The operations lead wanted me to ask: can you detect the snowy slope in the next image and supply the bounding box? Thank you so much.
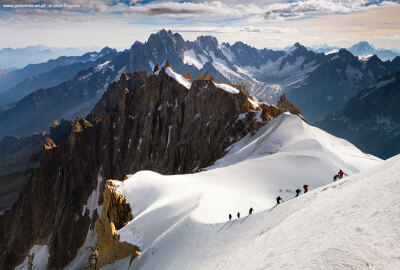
[101,113,385,270]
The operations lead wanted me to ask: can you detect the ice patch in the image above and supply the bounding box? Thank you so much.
[81,174,103,218]
[247,98,260,108]
[165,67,192,89]
[167,125,172,147]
[325,49,339,55]
[358,54,373,61]
[330,54,339,60]
[94,60,110,72]
[360,77,396,99]
[149,60,155,71]
[15,245,49,270]
[183,49,206,69]
[214,83,239,94]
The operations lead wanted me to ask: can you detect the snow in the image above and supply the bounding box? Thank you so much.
[360,77,396,99]
[94,60,111,72]
[132,154,399,270]
[345,64,363,83]
[183,49,206,69]
[114,67,126,82]
[15,245,49,270]
[214,83,240,94]
[358,54,374,61]
[247,97,259,108]
[330,54,339,60]
[81,174,103,218]
[164,67,192,89]
[167,125,172,147]
[325,49,339,55]
[220,44,235,63]
[64,229,98,270]
[242,56,319,101]
[66,173,103,269]
[374,76,396,89]
[101,113,385,270]
[148,60,154,71]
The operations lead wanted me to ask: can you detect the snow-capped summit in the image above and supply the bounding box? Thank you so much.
[348,41,376,56]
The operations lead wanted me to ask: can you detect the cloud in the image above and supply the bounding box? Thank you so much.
[0,0,399,31]
[374,34,400,40]
[164,25,297,34]
[263,0,379,20]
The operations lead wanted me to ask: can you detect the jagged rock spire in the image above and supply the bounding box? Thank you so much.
[153,64,161,73]
[165,59,173,70]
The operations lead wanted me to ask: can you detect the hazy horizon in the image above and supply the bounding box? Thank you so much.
[0,34,399,53]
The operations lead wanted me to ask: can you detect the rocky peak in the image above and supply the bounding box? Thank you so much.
[99,46,118,55]
[338,48,356,61]
[164,59,173,70]
[43,137,56,150]
[277,94,302,117]
[73,117,93,133]
[196,71,214,81]
[349,41,375,54]
[195,35,219,50]
[49,119,73,145]
[153,64,161,73]
[147,29,185,50]
[182,72,193,82]
[291,42,309,55]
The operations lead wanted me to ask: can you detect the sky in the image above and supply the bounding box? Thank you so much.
[0,0,399,50]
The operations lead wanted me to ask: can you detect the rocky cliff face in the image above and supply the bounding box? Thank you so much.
[0,119,74,214]
[0,63,302,269]
[86,180,139,270]
[0,133,47,214]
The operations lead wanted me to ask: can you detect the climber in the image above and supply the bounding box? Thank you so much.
[303,184,309,193]
[249,207,254,215]
[295,189,301,197]
[276,196,284,205]
[237,212,241,219]
[229,214,232,221]
[333,174,339,182]
[338,169,344,179]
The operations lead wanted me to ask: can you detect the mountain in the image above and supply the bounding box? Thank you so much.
[309,41,400,61]
[0,49,123,138]
[287,49,400,122]
[0,63,300,269]
[347,41,399,61]
[307,44,341,54]
[1,30,400,137]
[0,133,46,215]
[0,47,119,107]
[0,119,73,215]
[316,71,400,159]
[0,47,116,94]
[0,45,101,70]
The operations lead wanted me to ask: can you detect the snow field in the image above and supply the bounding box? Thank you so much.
[100,113,383,270]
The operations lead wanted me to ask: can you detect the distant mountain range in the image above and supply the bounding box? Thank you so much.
[0,47,119,107]
[0,30,399,138]
[308,41,400,61]
[317,70,400,159]
[0,45,102,69]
